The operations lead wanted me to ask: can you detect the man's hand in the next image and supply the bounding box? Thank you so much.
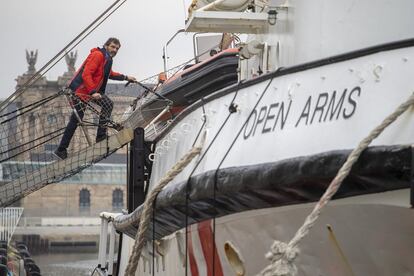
[126,75,137,83]
[91,92,102,100]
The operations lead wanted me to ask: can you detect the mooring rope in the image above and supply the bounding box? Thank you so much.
[124,132,206,276]
[258,92,414,276]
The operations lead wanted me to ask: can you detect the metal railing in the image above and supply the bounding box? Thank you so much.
[96,212,121,276]
[0,207,24,244]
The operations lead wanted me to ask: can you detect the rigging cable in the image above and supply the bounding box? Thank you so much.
[184,100,207,276]
[0,92,64,125]
[0,90,65,119]
[0,127,66,157]
[213,79,274,170]
[179,77,273,274]
[0,127,66,163]
[0,0,127,114]
[152,201,156,275]
[211,77,274,275]
[182,84,241,275]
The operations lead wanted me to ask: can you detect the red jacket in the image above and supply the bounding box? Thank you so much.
[69,47,126,101]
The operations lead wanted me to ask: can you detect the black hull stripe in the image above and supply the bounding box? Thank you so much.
[121,145,411,239]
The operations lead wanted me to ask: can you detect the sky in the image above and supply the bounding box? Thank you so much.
[0,0,194,100]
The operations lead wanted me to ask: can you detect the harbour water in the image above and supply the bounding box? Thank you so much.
[32,252,98,276]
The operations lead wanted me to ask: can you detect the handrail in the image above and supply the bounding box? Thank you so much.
[162,29,186,77]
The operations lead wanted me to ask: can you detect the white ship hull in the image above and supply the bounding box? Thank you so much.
[118,189,413,275]
[114,41,414,275]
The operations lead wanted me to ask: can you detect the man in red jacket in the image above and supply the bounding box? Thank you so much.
[54,37,136,160]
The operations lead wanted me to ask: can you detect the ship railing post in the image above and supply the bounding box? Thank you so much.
[1,208,3,241]
[411,145,414,207]
[98,217,109,270]
[6,208,8,241]
[162,29,185,78]
[108,221,116,276]
[19,258,25,276]
[128,128,146,212]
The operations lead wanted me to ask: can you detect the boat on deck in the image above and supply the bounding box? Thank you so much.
[135,48,239,125]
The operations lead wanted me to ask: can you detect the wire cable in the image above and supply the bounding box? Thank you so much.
[1,91,65,125]
[0,0,127,114]
[0,128,65,163]
[0,127,66,157]
[180,79,272,274]
[182,85,240,275]
[0,90,64,119]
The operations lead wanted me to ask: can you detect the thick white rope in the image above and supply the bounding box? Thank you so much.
[124,132,205,276]
[258,92,414,276]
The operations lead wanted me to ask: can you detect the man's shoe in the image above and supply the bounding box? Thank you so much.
[96,135,108,143]
[53,148,68,160]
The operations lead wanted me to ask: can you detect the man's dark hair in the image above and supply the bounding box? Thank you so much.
[104,37,121,47]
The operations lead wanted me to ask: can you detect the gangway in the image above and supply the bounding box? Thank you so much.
[0,80,171,207]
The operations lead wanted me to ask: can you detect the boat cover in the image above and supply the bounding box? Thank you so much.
[139,49,239,121]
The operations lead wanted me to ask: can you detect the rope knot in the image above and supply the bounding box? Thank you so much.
[266,241,298,262]
[262,241,299,276]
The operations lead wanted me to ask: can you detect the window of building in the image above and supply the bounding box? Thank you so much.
[112,188,123,210]
[79,188,91,209]
[44,144,58,152]
[29,114,36,124]
[47,114,57,124]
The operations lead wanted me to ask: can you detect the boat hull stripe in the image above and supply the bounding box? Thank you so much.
[198,220,224,276]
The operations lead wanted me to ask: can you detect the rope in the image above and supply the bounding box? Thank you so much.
[0,127,66,161]
[258,92,414,276]
[0,89,64,119]
[0,0,126,114]
[124,132,206,276]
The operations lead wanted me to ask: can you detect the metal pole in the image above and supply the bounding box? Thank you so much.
[1,209,3,241]
[144,105,171,132]
[163,45,168,76]
[3,209,5,241]
[102,218,109,269]
[162,29,186,77]
[115,232,123,276]
[193,33,201,63]
[98,218,108,269]
[128,128,146,212]
[65,94,92,146]
[19,259,25,276]
[411,146,414,207]
[7,208,9,243]
[108,222,116,276]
